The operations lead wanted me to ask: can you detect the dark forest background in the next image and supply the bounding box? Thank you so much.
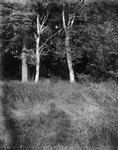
[1,0,118,82]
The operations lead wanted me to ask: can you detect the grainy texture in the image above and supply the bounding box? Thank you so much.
[1,80,118,150]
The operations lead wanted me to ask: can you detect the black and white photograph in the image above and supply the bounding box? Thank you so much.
[0,0,118,149]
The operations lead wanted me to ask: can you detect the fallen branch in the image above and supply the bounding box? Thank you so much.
[89,63,117,78]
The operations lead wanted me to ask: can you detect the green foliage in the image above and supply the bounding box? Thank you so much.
[1,80,118,149]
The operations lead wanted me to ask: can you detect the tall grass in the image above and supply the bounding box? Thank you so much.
[0,81,11,150]
[1,79,118,150]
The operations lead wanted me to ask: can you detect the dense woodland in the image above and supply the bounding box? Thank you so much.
[1,0,118,82]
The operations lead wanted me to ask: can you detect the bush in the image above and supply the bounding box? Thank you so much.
[1,80,118,150]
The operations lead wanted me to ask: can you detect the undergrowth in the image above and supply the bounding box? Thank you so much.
[0,79,118,150]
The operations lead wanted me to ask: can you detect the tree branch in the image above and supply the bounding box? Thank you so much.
[37,14,40,35]
[39,28,63,50]
[71,13,75,27]
[41,12,49,27]
[62,9,66,31]
[88,63,117,78]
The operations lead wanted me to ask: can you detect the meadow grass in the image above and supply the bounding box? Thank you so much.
[0,79,118,150]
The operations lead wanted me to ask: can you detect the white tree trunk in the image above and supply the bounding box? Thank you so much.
[35,36,40,82]
[22,45,28,82]
[34,15,41,83]
[62,9,75,83]
[65,32,75,83]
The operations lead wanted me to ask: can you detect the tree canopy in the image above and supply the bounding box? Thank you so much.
[1,0,118,81]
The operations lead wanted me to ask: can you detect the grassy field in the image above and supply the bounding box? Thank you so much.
[0,79,118,150]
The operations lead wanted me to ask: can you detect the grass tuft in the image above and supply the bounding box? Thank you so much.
[1,79,118,149]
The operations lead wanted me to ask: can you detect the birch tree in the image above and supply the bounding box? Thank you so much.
[62,3,76,82]
[30,1,62,82]
[48,0,87,82]
[34,12,49,82]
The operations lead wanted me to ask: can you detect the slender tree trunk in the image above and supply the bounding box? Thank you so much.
[62,9,75,83]
[35,14,40,83]
[22,44,28,82]
[35,36,40,82]
[65,31,75,83]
